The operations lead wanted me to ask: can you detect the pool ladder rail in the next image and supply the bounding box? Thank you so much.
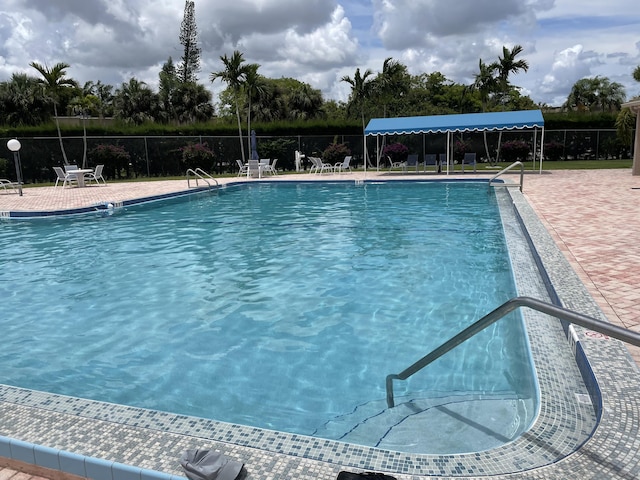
[489,161,524,192]
[385,296,640,408]
[186,168,219,189]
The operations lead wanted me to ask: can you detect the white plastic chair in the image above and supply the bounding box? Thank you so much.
[53,167,78,189]
[315,157,334,174]
[263,158,278,175]
[84,165,107,185]
[246,160,262,178]
[334,156,352,173]
[236,159,248,177]
[388,155,404,171]
[308,157,320,174]
[0,179,19,193]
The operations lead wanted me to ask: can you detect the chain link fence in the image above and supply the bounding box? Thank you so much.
[0,129,631,184]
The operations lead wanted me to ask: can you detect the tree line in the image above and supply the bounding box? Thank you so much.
[1,0,638,158]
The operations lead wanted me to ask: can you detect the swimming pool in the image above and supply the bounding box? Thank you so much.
[0,181,538,454]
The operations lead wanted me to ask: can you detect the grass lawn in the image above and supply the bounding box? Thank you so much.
[488,159,632,170]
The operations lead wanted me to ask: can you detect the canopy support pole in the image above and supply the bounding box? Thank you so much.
[539,127,545,174]
[446,131,451,175]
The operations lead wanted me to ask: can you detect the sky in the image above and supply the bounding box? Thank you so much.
[0,0,639,109]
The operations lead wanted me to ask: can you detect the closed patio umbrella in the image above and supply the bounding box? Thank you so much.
[250,130,259,160]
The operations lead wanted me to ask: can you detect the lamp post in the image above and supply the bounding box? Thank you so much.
[6,138,23,196]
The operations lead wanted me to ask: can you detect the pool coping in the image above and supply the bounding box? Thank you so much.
[1,185,214,218]
[1,178,640,479]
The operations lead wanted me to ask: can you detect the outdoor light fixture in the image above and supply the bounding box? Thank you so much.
[6,138,23,196]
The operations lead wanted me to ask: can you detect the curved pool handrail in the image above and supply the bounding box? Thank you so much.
[489,161,524,192]
[186,168,219,189]
[385,296,640,408]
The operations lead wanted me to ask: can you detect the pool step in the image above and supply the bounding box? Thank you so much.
[314,394,533,454]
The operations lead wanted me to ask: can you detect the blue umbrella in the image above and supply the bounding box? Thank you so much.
[250,130,259,160]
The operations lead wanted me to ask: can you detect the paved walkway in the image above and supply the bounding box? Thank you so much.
[2,169,639,366]
[522,169,640,365]
[0,467,47,480]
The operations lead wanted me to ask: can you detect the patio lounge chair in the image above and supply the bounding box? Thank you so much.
[423,154,438,173]
[263,158,278,175]
[402,154,420,173]
[462,153,477,173]
[388,155,404,171]
[334,156,352,173]
[53,166,78,189]
[308,156,333,174]
[307,156,320,174]
[236,159,248,177]
[0,179,19,193]
[438,153,449,172]
[84,164,107,185]
[316,157,334,174]
[246,160,262,178]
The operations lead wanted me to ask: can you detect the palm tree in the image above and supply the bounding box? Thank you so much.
[0,73,50,126]
[491,45,529,162]
[496,45,529,105]
[473,59,498,112]
[565,76,625,112]
[250,81,285,122]
[210,51,252,162]
[616,107,635,147]
[341,67,374,129]
[342,67,374,168]
[595,77,626,112]
[473,59,499,163]
[288,83,324,120]
[243,63,265,156]
[565,78,598,111]
[30,61,78,164]
[173,82,214,124]
[113,78,157,125]
[69,84,100,167]
[93,80,115,117]
[374,57,409,117]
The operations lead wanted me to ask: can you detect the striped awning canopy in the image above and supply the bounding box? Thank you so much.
[365,110,544,136]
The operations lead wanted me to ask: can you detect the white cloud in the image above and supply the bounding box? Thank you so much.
[1,0,639,107]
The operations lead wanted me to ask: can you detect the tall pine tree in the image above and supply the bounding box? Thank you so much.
[177,0,201,84]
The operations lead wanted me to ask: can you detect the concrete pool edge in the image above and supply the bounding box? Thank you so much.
[1,178,639,479]
[1,185,213,218]
[1,434,181,480]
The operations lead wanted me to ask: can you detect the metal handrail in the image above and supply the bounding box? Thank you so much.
[385,296,640,408]
[489,161,524,192]
[186,168,219,189]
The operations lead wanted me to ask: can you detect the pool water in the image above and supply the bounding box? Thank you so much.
[0,181,537,452]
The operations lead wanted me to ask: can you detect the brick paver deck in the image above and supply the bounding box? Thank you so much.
[522,169,640,365]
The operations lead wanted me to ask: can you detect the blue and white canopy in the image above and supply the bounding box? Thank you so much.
[365,110,544,136]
